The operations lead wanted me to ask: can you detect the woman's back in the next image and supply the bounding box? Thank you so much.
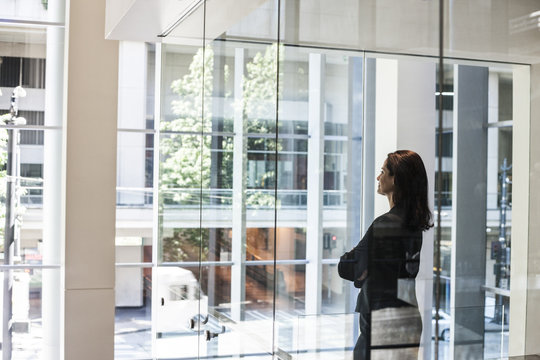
[359,206,422,312]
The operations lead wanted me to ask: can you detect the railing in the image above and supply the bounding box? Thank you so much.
[433,191,513,209]
[19,185,43,207]
[18,186,514,213]
[115,188,347,209]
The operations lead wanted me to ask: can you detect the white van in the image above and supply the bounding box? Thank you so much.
[155,267,208,336]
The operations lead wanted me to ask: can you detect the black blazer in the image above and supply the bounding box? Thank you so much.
[338,206,422,313]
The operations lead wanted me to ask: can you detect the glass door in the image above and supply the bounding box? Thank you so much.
[156,42,208,358]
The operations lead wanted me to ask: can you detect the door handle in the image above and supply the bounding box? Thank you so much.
[188,315,209,330]
[205,325,226,341]
[205,330,218,341]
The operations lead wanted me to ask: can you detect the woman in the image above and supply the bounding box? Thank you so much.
[338,150,432,360]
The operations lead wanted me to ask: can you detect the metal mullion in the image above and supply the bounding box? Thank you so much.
[151,42,163,360]
[321,258,339,265]
[161,261,234,267]
[246,132,308,139]
[0,125,62,130]
[156,259,312,267]
[0,18,65,27]
[117,128,156,134]
[159,130,235,137]
[434,0,444,357]
[486,120,513,128]
[323,135,348,141]
[248,150,307,155]
[245,259,309,266]
[115,263,154,268]
[0,264,61,270]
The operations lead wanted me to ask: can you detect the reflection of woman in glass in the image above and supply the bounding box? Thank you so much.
[339,150,432,360]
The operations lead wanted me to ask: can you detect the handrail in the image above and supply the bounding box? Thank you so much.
[481,285,510,297]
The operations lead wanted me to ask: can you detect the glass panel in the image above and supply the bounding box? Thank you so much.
[128,2,537,359]
[358,53,437,359]
[117,131,154,207]
[445,1,540,64]
[288,305,509,359]
[247,228,305,262]
[114,266,152,359]
[159,131,202,264]
[198,265,235,358]
[432,63,516,359]
[321,263,347,314]
[274,263,306,356]
[0,14,64,358]
[0,1,53,22]
[198,35,278,358]
[291,312,356,359]
[158,6,206,351]
[117,44,155,130]
[0,268,61,359]
[0,128,62,266]
[223,0,439,57]
[154,265,203,359]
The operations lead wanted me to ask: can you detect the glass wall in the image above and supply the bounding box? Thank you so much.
[0,0,65,358]
[113,1,537,359]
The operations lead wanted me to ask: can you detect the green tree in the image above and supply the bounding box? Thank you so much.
[242,44,283,206]
[159,44,284,261]
[159,46,232,262]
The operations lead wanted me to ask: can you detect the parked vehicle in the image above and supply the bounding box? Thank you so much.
[155,267,208,336]
[432,309,451,341]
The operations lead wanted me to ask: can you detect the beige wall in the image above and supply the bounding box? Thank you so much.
[509,63,540,356]
[524,63,540,356]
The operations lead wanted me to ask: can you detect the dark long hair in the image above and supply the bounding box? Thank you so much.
[386,150,433,231]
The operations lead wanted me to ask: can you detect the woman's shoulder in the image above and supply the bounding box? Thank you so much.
[373,209,403,225]
[372,208,421,235]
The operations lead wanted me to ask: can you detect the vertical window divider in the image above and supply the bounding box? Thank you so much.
[151,41,163,360]
[434,0,445,357]
[272,0,282,356]
[198,2,208,358]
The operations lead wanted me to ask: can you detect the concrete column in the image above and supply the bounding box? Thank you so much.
[450,65,488,359]
[64,0,118,359]
[305,53,325,315]
[231,48,247,322]
[509,63,540,357]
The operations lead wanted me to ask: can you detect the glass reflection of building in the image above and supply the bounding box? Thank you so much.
[0,0,539,359]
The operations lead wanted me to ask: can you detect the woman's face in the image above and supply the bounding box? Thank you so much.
[377,160,395,196]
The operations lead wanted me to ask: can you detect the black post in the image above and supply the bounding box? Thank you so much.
[494,158,511,324]
[2,91,18,360]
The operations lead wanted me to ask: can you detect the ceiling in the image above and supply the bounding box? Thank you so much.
[105,0,540,65]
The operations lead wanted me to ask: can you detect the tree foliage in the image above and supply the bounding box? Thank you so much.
[159,44,284,261]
